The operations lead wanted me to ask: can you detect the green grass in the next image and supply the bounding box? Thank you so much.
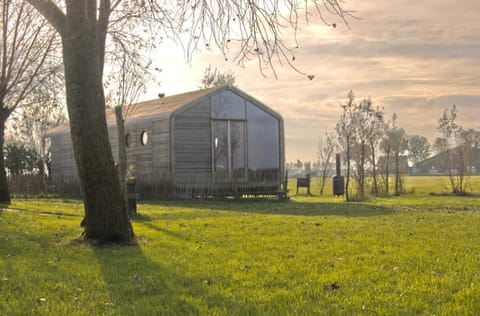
[1,176,480,315]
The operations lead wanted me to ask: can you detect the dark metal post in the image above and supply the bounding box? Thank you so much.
[127,178,137,213]
[336,153,341,176]
[332,154,345,196]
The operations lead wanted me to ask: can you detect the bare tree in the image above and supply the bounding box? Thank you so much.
[8,86,66,182]
[27,0,352,242]
[317,132,336,195]
[354,98,380,199]
[200,65,236,88]
[379,114,397,195]
[27,0,135,241]
[0,1,57,203]
[336,91,356,201]
[457,128,480,191]
[365,104,385,196]
[437,105,479,194]
[389,127,407,196]
[336,93,385,200]
[437,105,461,193]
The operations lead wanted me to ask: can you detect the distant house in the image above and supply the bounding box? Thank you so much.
[413,147,480,174]
[377,155,409,174]
[44,85,285,198]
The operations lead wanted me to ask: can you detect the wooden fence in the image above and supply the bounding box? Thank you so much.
[7,175,82,198]
[7,171,288,200]
[136,170,286,200]
[7,175,51,197]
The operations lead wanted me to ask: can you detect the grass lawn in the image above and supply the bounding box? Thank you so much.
[1,176,480,315]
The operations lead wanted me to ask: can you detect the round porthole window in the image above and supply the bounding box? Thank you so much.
[141,130,148,145]
[125,133,131,147]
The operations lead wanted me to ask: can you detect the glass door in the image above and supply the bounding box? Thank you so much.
[212,120,246,180]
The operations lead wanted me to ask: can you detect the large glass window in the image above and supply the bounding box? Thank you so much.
[211,91,246,120]
[212,120,246,180]
[210,92,280,181]
[213,121,228,176]
[230,121,246,178]
[246,102,280,180]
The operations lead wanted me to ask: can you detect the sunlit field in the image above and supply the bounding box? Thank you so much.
[1,176,479,315]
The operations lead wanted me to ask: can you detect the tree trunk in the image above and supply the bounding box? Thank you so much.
[394,152,400,196]
[115,106,128,208]
[345,136,350,202]
[0,111,11,203]
[40,135,48,193]
[385,149,390,195]
[371,143,378,196]
[319,171,326,195]
[458,147,466,194]
[443,149,456,193]
[359,140,365,199]
[61,6,133,242]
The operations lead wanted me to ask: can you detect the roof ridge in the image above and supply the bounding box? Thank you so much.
[44,86,226,136]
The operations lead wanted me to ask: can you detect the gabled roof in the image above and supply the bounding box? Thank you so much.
[107,86,219,121]
[45,86,221,136]
[45,85,282,137]
[415,147,480,168]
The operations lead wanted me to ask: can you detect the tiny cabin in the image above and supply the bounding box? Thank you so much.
[45,85,285,198]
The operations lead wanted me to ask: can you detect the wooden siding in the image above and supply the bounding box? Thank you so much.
[173,98,212,178]
[49,133,76,181]
[151,115,171,175]
[49,113,172,182]
[121,113,171,177]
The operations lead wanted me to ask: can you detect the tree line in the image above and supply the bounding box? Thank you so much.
[303,92,480,200]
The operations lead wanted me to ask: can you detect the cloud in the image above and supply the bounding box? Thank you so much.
[379,94,480,140]
[148,0,480,162]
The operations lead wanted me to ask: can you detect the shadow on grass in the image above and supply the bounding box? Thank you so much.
[138,198,394,218]
[91,242,258,315]
[0,202,8,212]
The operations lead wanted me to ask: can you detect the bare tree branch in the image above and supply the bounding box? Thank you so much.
[26,0,66,33]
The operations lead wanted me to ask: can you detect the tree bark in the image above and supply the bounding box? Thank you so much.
[60,1,132,242]
[0,110,11,203]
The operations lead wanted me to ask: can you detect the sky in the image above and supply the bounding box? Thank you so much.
[141,0,480,162]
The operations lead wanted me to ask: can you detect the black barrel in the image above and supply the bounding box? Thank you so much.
[332,175,345,196]
[332,153,344,196]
